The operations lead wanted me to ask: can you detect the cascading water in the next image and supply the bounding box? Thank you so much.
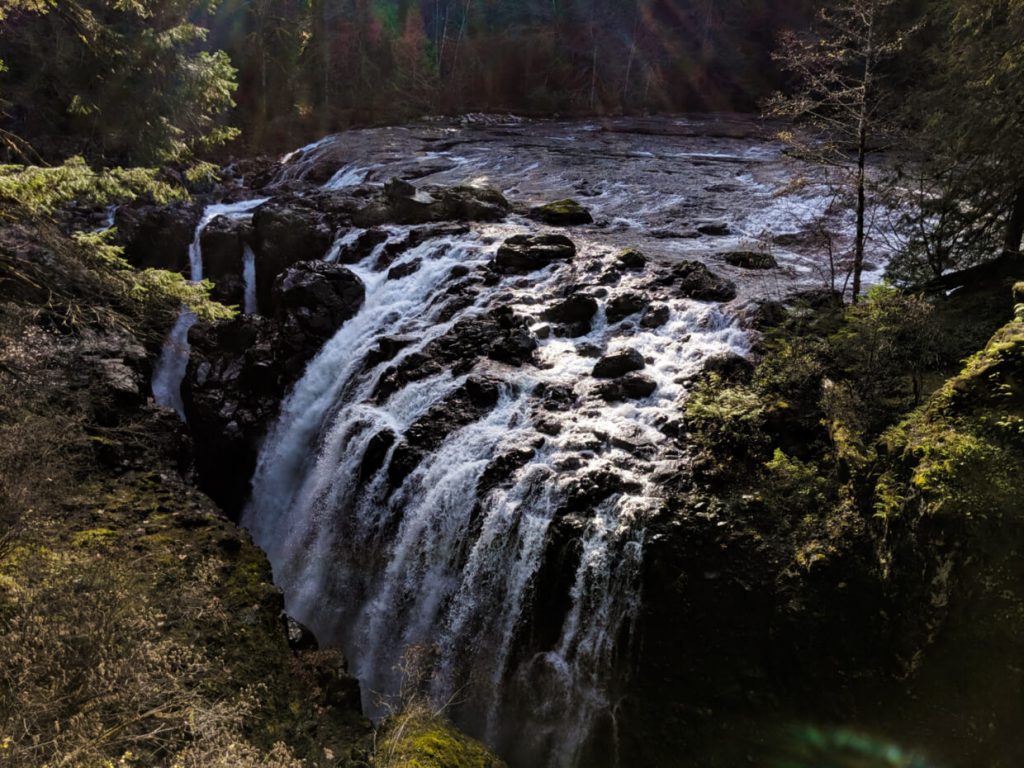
[242,243,258,315]
[152,198,267,417]
[243,214,749,767]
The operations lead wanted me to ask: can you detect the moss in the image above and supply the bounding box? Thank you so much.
[374,706,506,768]
[527,198,593,225]
[70,527,120,546]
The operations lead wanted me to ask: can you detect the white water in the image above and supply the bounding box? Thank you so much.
[151,198,268,416]
[243,244,258,314]
[243,219,748,767]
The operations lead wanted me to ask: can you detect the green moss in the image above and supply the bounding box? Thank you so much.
[528,198,593,225]
[375,706,506,768]
[70,527,120,547]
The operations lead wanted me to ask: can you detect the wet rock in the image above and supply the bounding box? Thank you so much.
[495,233,576,273]
[114,201,201,273]
[722,250,778,270]
[663,260,737,302]
[336,228,388,264]
[535,382,577,411]
[182,316,284,518]
[478,447,537,495]
[528,199,594,226]
[598,373,658,401]
[606,292,646,323]
[617,248,647,270]
[743,299,786,329]
[388,260,422,280]
[640,304,671,328]
[542,294,599,337]
[272,261,365,358]
[387,377,501,488]
[697,222,731,236]
[355,181,509,226]
[202,215,253,305]
[376,223,469,269]
[363,336,413,369]
[359,429,396,482]
[593,348,646,379]
[252,198,335,310]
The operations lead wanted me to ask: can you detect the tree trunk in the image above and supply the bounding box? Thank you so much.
[852,119,867,303]
[1003,185,1024,255]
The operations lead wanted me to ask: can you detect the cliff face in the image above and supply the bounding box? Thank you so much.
[0,220,503,768]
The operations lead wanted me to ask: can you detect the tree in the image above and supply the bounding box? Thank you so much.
[768,0,906,302]
[0,0,238,164]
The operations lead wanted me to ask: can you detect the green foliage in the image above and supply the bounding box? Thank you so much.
[0,0,239,163]
[73,229,234,323]
[0,157,185,217]
[684,376,767,457]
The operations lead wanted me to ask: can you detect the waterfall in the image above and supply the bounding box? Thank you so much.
[243,222,750,767]
[242,244,258,315]
[151,198,268,417]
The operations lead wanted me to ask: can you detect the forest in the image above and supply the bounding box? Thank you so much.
[1,2,1024,768]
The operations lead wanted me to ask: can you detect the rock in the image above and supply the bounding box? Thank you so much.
[663,260,737,302]
[697,222,731,236]
[252,199,335,310]
[202,215,253,305]
[542,294,599,337]
[599,373,658,401]
[495,234,576,273]
[283,614,319,651]
[354,181,509,226]
[376,223,469,269]
[593,348,646,379]
[273,261,365,350]
[182,316,285,518]
[114,201,201,273]
[722,250,778,270]
[388,260,421,280]
[528,199,594,226]
[387,377,501,488]
[606,292,646,323]
[335,228,388,264]
[617,248,647,270]
[640,304,671,328]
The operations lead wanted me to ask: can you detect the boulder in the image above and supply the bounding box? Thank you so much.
[114,201,201,273]
[606,292,646,323]
[599,373,658,401]
[663,260,737,302]
[617,248,647,270]
[528,199,594,226]
[640,304,671,328]
[272,261,365,361]
[252,199,335,310]
[542,294,599,336]
[495,234,576,273]
[722,250,778,270]
[201,215,253,305]
[697,222,731,236]
[336,228,389,264]
[593,348,646,379]
[354,180,510,226]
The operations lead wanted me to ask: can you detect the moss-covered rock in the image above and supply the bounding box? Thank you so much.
[373,706,506,768]
[527,198,593,226]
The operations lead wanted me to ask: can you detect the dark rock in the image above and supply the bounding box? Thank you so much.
[478,447,537,495]
[640,304,671,328]
[252,199,335,310]
[114,202,200,273]
[528,199,594,226]
[354,182,509,226]
[272,261,365,358]
[617,248,647,270]
[283,614,318,651]
[607,292,646,323]
[376,223,469,269]
[663,260,737,302]
[182,316,285,518]
[359,429,396,482]
[495,234,576,273]
[388,260,422,280]
[542,294,599,326]
[593,348,646,379]
[335,228,388,264]
[598,373,658,401]
[202,215,254,305]
[722,250,778,270]
[387,377,501,488]
[697,222,731,236]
